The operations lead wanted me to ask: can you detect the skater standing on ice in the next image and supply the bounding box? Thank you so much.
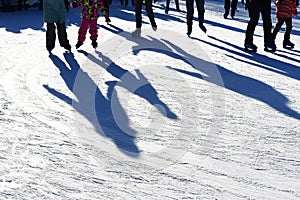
[223,0,237,18]
[272,0,298,50]
[244,0,276,52]
[186,0,207,36]
[70,0,108,49]
[131,0,157,37]
[165,0,180,14]
[28,0,72,54]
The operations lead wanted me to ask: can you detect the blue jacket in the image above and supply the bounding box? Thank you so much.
[28,0,73,23]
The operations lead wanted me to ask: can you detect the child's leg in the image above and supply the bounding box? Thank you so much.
[89,19,98,41]
[46,23,56,51]
[272,18,285,41]
[283,18,292,42]
[57,22,71,51]
[78,19,89,42]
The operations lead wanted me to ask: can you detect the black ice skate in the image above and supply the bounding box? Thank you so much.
[91,40,98,48]
[283,40,295,50]
[264,43,276,53]
[244,43,257,53]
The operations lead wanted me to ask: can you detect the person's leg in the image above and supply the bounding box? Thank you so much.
[283,18,294,49]
[135,0,143,28]
[195,0,206,32]
[224,0,230,18]
[77,18,89,42]
[231,0,238,18]
[186,0,194,35]
[261,0,273,45]
[174,0,180,11]
[283,18,292,42]
[89,19,98,48]
[57,22,71,51]
[46,23,56,52]
[89,19,98,42]
[245,3,260,45]
[195,0,205,24]
[272,18,284,41]
[145,0,156,28]
[165,0,170,14]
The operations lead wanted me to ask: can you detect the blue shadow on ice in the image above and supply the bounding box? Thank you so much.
[206,36,300,83]
[160,38,300,120]
[78,49,177,120]
[44,53,140,156]
[0,9,45,33]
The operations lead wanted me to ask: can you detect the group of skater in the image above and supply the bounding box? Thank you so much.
[13,0,298,54]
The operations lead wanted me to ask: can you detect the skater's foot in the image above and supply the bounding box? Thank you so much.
[131,28,141,37]
[199,23,207,33]
[224,9,229,19]
[244,43,257,53]
[283,40,295,50]
[264,43,276,53]
[76,41,83,49]
[187,25,192,36]
[91,40,98,48]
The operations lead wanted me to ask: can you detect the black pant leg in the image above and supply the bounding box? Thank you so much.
[260,0,272,44]
[195,0,205,24]
[135,0,143,28]
[224,0,230,10]
[245,4,260,44]
[272,18,284,41]
[231,0,238,10]
[57,22,71,50]
[46,23,56,51]
[145,0,156,26]
[165,0,170,11]
[284,18,292,41]
[186,0,194,26]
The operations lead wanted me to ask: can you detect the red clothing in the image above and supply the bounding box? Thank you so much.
[275,0,297,18]
[71,0,106,20]
[71,0,107,42]
[78,18,98,42]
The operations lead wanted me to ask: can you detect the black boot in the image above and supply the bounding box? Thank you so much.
[264,42,276,53]
[150,18,157,31]
[165,8,169,14]
[187,25,192,36]
[231,9,236,19]
[199,23,207,33]
[75,41,83,49]
[224,9,229,19]
[92,40,98,48]
[244,43,258,53]
[283,40,295,50]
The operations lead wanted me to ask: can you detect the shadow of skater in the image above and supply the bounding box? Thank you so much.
[158,39,300,120]
[79,49,177,120]
[44,53,139,156]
